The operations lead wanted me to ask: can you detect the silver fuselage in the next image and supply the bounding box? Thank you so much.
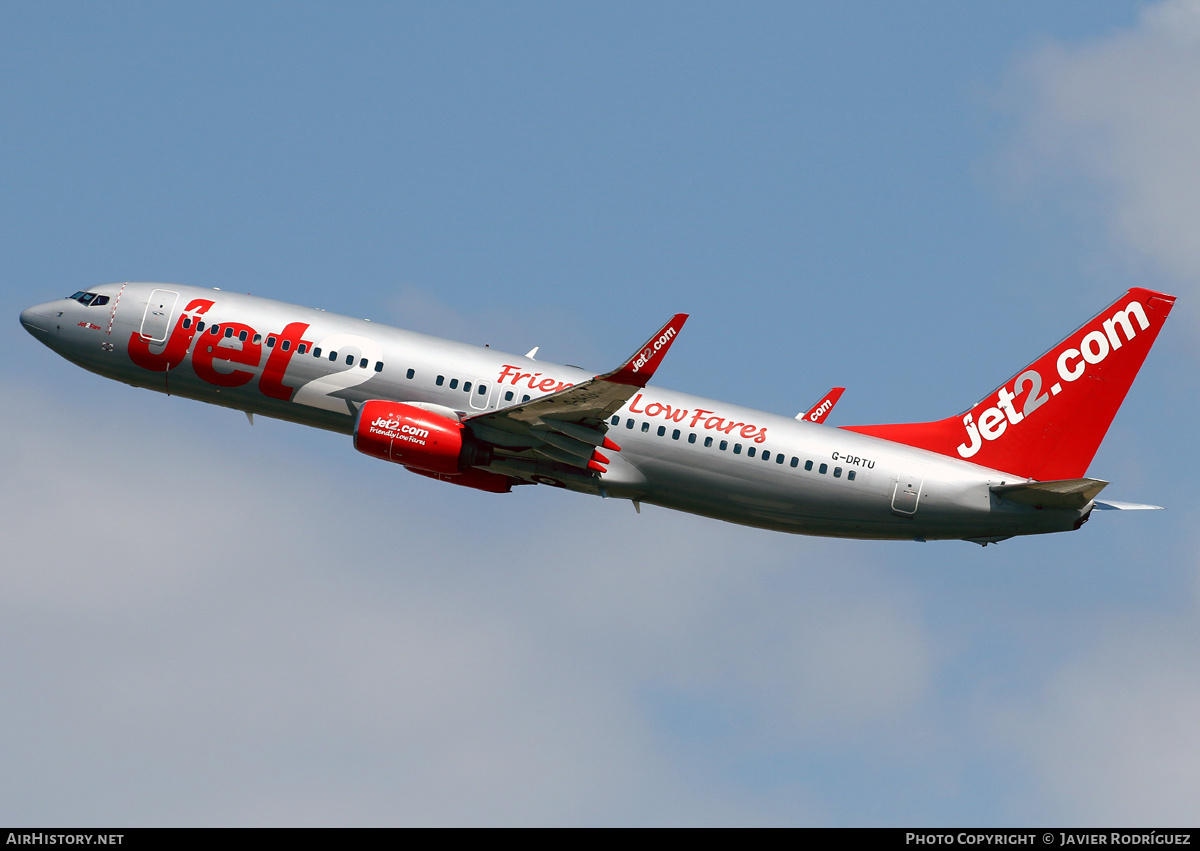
[21,282,1085,542]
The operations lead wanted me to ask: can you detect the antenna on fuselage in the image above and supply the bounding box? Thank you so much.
[525,346,539,360]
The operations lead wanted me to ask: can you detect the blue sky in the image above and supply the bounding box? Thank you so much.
[3,0,1198,825]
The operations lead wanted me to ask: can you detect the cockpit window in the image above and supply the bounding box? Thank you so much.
[69,291,109,306]
[68,292,110,307]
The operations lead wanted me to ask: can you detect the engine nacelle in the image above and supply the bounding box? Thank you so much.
[354,400,495,478]
[406,467,514,494]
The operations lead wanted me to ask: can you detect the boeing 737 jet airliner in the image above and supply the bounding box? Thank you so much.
[21,283,1174,544]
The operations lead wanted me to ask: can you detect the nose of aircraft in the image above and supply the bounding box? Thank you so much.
[20,301,58,341]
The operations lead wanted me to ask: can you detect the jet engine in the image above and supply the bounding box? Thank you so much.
[353,400,511,492]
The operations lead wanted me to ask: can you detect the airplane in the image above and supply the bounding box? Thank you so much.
[20,283,1174,544]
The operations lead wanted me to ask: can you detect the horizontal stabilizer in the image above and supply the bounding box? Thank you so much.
[1094,500,1164,511]
[991,478,1108,509]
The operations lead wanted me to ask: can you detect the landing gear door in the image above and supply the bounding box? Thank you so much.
[139,289,178,343]
[891,469,926,516]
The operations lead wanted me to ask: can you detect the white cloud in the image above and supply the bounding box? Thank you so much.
[0,380,933,824]
[996,611,1200,825]
[1010,0,1200,290]
[996,5,1200,820]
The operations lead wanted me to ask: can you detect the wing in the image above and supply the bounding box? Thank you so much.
[463,313,688,481]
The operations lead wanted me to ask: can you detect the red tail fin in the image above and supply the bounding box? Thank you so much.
[841,289,1176,481]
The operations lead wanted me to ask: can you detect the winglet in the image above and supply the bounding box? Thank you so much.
[798,387,845,424]
[604,313,689,387]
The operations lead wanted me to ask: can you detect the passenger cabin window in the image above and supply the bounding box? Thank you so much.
[733,444,742,454]
[329,351,338,361]
[282,340,291,351]
[657,426,666,437]
[508,392,517,402]
[313,347,321,357]
[224,327,233,338]
[449,378,459,389]
[719,440,728,451]
[626,419,634,429]
[805,460,813,471]
[704,437,713,448]
[406,369,415,379]
[238,330,248,342]
[298,343,307,354]
[819,463,828,474]
[672,429,681,440]
[463,381,472,392]
[611,416,620,426]
[183,317,192,329]
[477,384,487,395]
[848,470,856,481]
[762,450,770,461]
[641,422,649,432]
[436,375,445,386]
[687,434,696,444]
[790,457,799,468]
[747,447,756,457]
[374,362,383,372]
[834,467,842,478]
[359,358,368,369]
[776,454,785,465]
[345,354,354,365]
[211,326,221,336]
